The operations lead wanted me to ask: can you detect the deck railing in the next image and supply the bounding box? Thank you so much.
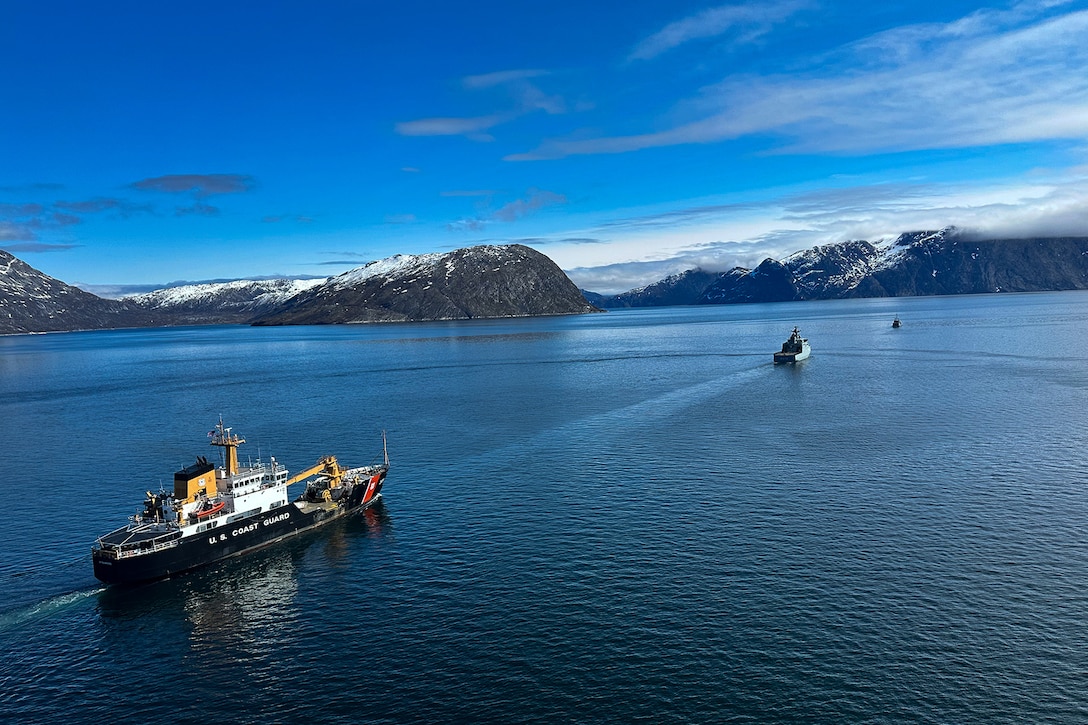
[94,534,181,559]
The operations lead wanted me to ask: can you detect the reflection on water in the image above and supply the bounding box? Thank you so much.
[84,502,397,714]
[183,550,300,653]
[96,500,393,632]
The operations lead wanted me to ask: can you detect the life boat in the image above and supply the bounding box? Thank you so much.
[196,499,225,518]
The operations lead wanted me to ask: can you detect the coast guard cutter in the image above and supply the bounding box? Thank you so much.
[92,419,388,585]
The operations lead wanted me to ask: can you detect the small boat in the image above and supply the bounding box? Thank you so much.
[892,316,901,328]
[195,499,225,518]
[773,327,810,364]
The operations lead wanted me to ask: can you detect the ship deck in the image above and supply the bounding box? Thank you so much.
[97,524,180,547]
[295,500,341,515]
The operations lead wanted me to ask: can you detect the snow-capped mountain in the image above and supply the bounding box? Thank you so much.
[9,229,1088,334]
[0,250,157,334]
[253,244,601,325]
[850,228,1088,297]
[0,244,599,333]
[783,240,883,298]
[126,278,326,324]
[592,229,1088,306]
[597,269,723,308]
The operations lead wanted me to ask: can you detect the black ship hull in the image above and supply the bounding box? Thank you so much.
[93,479,384,586]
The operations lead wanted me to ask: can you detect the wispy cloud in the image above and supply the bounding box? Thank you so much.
[628,0,810,61]
[2,241,81,253]
[492,190,566,222]
[560,163,1088,293]
[594,200,766,232]
[447,218,488,232]
[54,197,153,218]
[440,189,498,197]
[0,201,96,243]
[447,188,567,231]
[55,198,122,213]
[262,214,315,224]
[396,69,566,141]
[462,69,551,89]
[128,174,253,219]
[52,212,81,226]
[175,203,219,217]
[512,4,1088,160]
[564,236,804,294]
[0,203,45,217]
[0,182,64,193]
[130,173,255,196]
[0,221,38,242]
[395,114,510,141]
[0,193,158,253]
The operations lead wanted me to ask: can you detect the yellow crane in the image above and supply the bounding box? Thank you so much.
[285,455,345,488]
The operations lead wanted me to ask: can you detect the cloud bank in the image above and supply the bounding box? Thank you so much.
[562,166,1088,294]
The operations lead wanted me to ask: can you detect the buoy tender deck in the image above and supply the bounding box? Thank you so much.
[92,419,388,585]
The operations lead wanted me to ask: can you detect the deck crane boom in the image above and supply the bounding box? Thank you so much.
[284,455,345,488]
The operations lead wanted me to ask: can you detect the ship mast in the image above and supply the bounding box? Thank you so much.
[209,417,245,475]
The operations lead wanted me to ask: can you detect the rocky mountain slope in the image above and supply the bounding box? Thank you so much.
[852,231,1088,297]
[0,250,157,334]
[9,229,1087,334]
[2,244,598,334]
[126,278,326,324]
[599,269,722,308]
[253,244,601,325]
[592,230,1088,306]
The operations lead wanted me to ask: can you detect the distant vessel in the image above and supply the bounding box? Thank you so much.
[774,327,810,363]
[892,316,901,328]
[92,419,388,585]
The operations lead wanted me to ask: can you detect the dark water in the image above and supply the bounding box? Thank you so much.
[3,293,1088,723]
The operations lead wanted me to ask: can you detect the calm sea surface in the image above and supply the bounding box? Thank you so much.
[3,293,1088,723]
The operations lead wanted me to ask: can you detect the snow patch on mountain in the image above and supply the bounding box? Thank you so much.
[785,240,881,295]
[127,278,326,309]
[874,227,957,271]
[329,246,523,290]
[331,253,445,289]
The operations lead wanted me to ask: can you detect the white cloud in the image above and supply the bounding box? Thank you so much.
[511,4,1088,160]
[555,167,1088,293]
[395,69,565,140]
[447,188,567,231]
[462,69,550,89]
[628,0,810,61]
[492,189,566,222]
[565,239,788,294]
[394,113,508,138]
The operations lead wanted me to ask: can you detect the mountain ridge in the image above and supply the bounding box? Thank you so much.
[0,244,600,334]
[0,250,161,333]
[252,244,600,325]
[8,230,1088,334]
[593,229,1088,307]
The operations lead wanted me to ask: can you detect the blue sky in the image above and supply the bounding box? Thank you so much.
[2,0,1088,294]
